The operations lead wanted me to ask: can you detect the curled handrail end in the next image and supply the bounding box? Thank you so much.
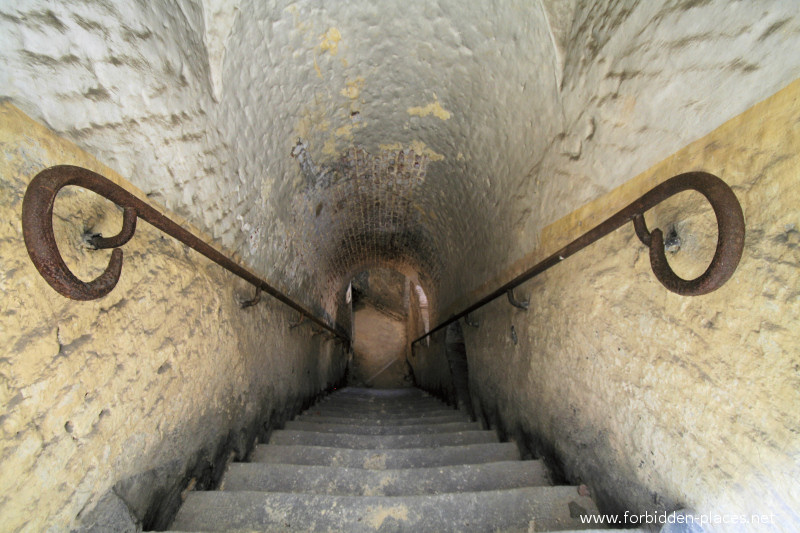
[21,165,348,340]
[411,171,745,343]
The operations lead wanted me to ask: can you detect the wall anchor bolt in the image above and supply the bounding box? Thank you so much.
[506,289,529,310]
[239,285,261,309]
[464,313,479,328]
[289,317,310,330]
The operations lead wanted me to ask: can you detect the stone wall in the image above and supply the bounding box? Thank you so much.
[0,103,347,531]
[409,331,453,407]
[461,81,800,532]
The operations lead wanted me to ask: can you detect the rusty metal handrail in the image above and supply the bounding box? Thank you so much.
[413,171,745,345]
[21,165,349,343]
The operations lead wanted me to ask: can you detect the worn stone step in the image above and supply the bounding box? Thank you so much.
[322,392,441,401]
[330,387,430,398]
[317,398,449,410]
[269,429,497,449]
[169,487,601,532]
[311,407,454,417]
[303,407,459,419]
[314,397,449,406]
[221,460,549,495]
[295,414,469,426]
[316,400,446,412]
[323,390,438,399]
[250,442,520,469]
[284,420,482,435]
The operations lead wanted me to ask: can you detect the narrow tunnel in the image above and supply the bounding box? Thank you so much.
[1,1,799,531]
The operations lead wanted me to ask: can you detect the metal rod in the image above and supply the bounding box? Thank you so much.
[21,165,349,343]
[413,171,745,345]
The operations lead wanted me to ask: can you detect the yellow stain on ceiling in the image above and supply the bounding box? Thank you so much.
[284,4,313,34]
[341,77,365,99]
[314,27,342,78]
[379,142,404,151]
[407,96,451,121]
[379,141,445,162]
[314,57,323,79]
[335,123,354,137]
[294,95,333,139]
[321,113,367,155]
[322,136,337,156]
[320,27,342,55]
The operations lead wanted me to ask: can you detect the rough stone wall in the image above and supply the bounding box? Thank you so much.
[462,81,800,531]
[0,0,228,234]
[0,104,346,531]
[409,331,454,407]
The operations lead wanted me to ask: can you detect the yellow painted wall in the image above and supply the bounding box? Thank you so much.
[0,103,346,531]
[460,80,800,530]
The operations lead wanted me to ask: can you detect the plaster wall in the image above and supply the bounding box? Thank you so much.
[462,81,800,532]
[0,104,346,531]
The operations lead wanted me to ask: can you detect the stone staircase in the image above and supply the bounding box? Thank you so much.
[165,387,628,532]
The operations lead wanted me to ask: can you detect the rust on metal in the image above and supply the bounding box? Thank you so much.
[21,165,349,343]
[414,171,745,345]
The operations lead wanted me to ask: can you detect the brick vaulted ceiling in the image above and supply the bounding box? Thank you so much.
[2,0,799,318]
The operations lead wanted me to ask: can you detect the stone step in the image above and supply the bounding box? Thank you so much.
[303,407,459,419]
[321,392,442,402]
[169,487,601,532]
[221,460,550,495]
[250,442,520,469]
[332,386,428,393]
[317,398,449,410]
[327,387,434,401]
[295,414,470,426]
[284,419,482,435]
[310,407,455,418]
[268,429,498,449]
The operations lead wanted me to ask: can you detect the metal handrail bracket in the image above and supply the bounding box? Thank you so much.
[414,171,745,345]
[21,165,349,344]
